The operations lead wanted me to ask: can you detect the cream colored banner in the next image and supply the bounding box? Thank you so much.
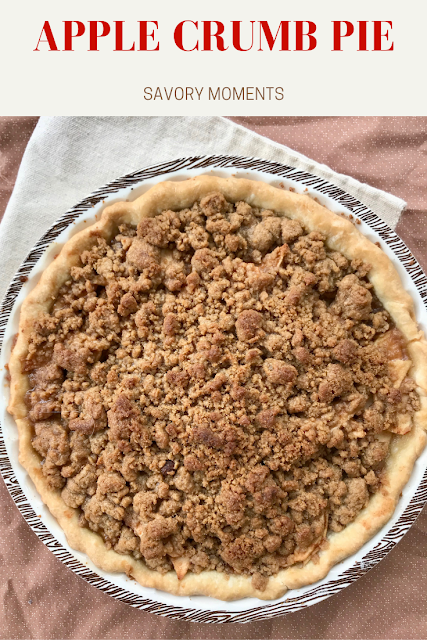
[1,0,425,114]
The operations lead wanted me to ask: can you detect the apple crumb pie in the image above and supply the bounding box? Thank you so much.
[8,176,427,600]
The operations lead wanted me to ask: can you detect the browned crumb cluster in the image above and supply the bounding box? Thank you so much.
[23,192,420,590]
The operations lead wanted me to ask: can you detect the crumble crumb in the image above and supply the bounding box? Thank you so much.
[23,192,419,582]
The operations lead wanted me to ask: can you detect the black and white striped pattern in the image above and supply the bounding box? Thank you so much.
[1,155,426,623]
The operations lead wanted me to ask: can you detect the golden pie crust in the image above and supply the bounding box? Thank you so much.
[8,176,427,601]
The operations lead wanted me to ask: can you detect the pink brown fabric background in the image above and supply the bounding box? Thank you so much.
[0,116,426,639]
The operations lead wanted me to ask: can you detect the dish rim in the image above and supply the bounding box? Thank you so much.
[1,154,427,623]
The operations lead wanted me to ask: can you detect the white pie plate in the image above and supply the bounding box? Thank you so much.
[1,156,427,623]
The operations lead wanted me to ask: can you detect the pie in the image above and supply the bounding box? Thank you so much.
[8,176,427,601]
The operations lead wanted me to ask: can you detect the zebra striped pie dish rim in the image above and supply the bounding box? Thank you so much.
[1,155,427,623]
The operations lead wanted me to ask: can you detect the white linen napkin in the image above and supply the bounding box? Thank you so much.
[0,116,406,301]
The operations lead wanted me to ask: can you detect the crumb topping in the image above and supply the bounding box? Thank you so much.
[23,192,420,589]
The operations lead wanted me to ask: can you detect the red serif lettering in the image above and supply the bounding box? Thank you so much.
[332,21,354,51]
[295,21,316,51]
[89,21,110,51]
[373,21,393,51]
[174,21,199,51]
[64,21,85,51]
[358,21,368,51]
[114,21,135,51]
[202,21,228,51]
[232,21,255,51]
[34,21,59,51]
[258,21,290,51]
[139,21,160,51]
[332,20,393,51]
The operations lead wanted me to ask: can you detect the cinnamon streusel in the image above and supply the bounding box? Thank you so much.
[8,176,427,600]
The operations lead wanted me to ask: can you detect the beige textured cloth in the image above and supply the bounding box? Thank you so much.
[1,116,427,639]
